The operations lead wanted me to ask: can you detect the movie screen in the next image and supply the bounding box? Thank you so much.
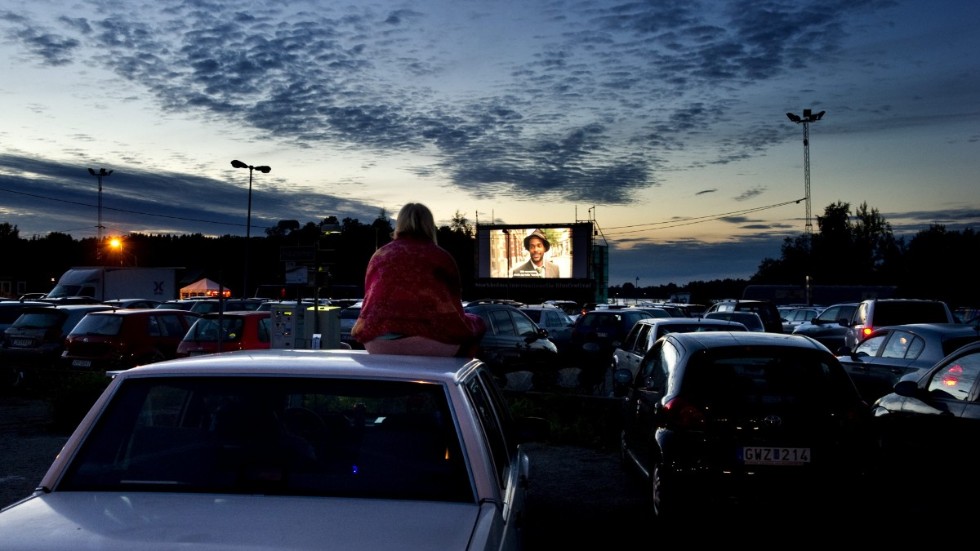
[477,224,591,279]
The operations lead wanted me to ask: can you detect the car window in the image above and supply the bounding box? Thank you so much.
[513,310,537,337]
[881,330,919,359]
[855,334,886,356]
[638,340,674,393]
[632,324,651,355]
[489,309,516,336]
[875,302,950,325]
[257,318,271,343]
[686,351,841,406]
[926,350,980,400]
[60,376,473,503]
[621,323,643,353]
[71,314,124,336]
[465,371,511,489]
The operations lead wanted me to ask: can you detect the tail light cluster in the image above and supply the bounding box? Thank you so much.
[662,396,706,430]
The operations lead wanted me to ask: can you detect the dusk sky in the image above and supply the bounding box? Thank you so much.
[1,0,978,287]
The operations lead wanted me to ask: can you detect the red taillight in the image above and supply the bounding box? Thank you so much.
[663,396,705,429]
[861,327,873,338]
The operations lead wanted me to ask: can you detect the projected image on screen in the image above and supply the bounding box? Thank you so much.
[489,227,571,279]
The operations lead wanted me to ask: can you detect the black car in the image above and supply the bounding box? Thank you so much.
[463,301,559,389]
[569,308,670,391]
[791,302,858,351]
[703,299,784,334]
[872,340,980,500]
[614,331,872,519]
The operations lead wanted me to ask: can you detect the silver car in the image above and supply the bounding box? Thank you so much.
[0,350,546,551]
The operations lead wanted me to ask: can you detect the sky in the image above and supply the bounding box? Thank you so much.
[0,0,978,287]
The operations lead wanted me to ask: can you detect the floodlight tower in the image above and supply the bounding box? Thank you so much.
[785,109,825,242]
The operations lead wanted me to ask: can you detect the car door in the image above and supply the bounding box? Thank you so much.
[840,328,920,402]
[879,348,979,464]
[622,339,671,476]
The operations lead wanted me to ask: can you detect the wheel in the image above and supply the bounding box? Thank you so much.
[649,461,664,520]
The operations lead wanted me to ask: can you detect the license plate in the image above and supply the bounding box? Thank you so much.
[740,447,810,465]
[12,339,32,347]
[72,359,92,368]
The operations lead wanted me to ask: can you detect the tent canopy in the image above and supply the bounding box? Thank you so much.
[180,278,230,299]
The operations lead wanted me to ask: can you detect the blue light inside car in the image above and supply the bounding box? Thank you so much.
[352,464,359,475]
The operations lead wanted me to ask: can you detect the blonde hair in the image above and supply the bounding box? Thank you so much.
[394,202,438,243]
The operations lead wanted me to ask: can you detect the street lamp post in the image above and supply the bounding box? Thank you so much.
[785,109,825,241]
[231,160,271,299]
[87,168,113,261]
[313,217,342,345]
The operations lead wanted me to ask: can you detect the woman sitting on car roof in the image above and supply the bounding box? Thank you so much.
[352,202,485,357]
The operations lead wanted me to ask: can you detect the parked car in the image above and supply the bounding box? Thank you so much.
[614,331,872,520]
[520,304,576,355]
[570,309,669,389]
[871,340,980,500]
[791,302,858,351]
[704,299,783,333]
[338,300,363,349]
[703,311,765,332]
[611,317,749,382]
[843,298,955,350]
[176,310,272,357]
[60,308,198,371]
[0,350,547,550]
[780,306,821,333]
[543,299,581,320]
[463,301,559,384]
[0,304,114,384]
[0,300,52,334]
[836,322,980,403]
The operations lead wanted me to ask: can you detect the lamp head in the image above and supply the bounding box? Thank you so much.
[255,166,271,173]
[88,168,96,176]
[231,160,248,169]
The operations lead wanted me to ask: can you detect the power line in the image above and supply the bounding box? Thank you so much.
[603,198,805,238]
[0,184,259,230]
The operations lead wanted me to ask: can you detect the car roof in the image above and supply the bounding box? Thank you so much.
[638,317,747,327]
[199,310,271,318]
[666,330,827,351]
[86,307,192,316]
[868,322,980,337]
[113,349,484,382]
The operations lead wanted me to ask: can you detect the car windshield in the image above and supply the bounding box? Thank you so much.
[59,376,473,503]
[69,314,124,336]
[186,317,247,342]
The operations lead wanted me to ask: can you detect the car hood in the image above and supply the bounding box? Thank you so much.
[0,492,486,551]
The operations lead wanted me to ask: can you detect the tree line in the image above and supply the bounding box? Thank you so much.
[1,202,976,308]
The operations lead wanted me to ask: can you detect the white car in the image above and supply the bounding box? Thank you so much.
[0,350,547,551]
[611,317,749,381]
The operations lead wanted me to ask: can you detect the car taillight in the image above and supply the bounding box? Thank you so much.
[861,327,873,339]
[663,396,705,429]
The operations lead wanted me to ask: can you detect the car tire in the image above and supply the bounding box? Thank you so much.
[649,461,664,520]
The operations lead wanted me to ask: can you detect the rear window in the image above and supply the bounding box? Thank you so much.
[60,377,472,503]
[683,349,849,406]
[70,314,124,336]
[874,302,950,325]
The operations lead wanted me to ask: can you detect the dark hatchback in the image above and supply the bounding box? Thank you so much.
[614,331,872,520]
[791,302,858,351]
[462,301,559,383]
